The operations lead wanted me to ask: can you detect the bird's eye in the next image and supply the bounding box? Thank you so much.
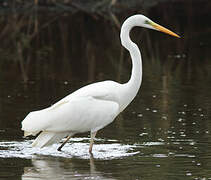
[145,20,150,24]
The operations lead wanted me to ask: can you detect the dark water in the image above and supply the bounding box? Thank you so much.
[0,9,211,180]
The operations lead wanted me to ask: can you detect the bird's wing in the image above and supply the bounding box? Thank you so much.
[22,95,119,134]
[62,80,120,102]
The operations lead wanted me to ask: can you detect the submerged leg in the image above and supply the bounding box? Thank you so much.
[57,135,72,151]
[89,131,97,153]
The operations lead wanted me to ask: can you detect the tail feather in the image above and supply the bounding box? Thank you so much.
[32,131,67,148]
[24,130,40,137]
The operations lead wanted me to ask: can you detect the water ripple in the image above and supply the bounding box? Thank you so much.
[0,138,139,160]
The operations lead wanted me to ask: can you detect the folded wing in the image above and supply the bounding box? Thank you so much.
[22,95,119,147]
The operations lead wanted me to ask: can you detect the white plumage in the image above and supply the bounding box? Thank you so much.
[22,14,179,153]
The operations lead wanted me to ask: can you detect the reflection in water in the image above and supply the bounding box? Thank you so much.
[0,132,211,179]
[22,156,115,180]
[2,136,209,179]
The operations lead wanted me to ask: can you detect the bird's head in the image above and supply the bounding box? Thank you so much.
[122,15,180,38]
[132,15,180,38]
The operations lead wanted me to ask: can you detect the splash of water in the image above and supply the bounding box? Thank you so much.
[0,138,139,160]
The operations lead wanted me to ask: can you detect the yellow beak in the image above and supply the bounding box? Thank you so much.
[151,22,180,38]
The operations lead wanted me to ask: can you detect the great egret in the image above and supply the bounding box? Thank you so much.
[22,14,179,153]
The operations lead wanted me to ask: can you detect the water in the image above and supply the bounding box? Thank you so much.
[0,8,211,180]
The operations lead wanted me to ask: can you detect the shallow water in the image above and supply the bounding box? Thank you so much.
[0,8,211,180]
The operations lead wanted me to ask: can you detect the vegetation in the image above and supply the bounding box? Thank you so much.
[0,0,210,83]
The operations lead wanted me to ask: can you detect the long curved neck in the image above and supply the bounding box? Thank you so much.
[119,18,142,111]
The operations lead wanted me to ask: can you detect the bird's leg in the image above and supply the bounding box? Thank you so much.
[89,153,96,173]
[57,135,72,151]
[89,131,97,154]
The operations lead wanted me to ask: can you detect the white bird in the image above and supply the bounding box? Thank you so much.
[22,14,180,153]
